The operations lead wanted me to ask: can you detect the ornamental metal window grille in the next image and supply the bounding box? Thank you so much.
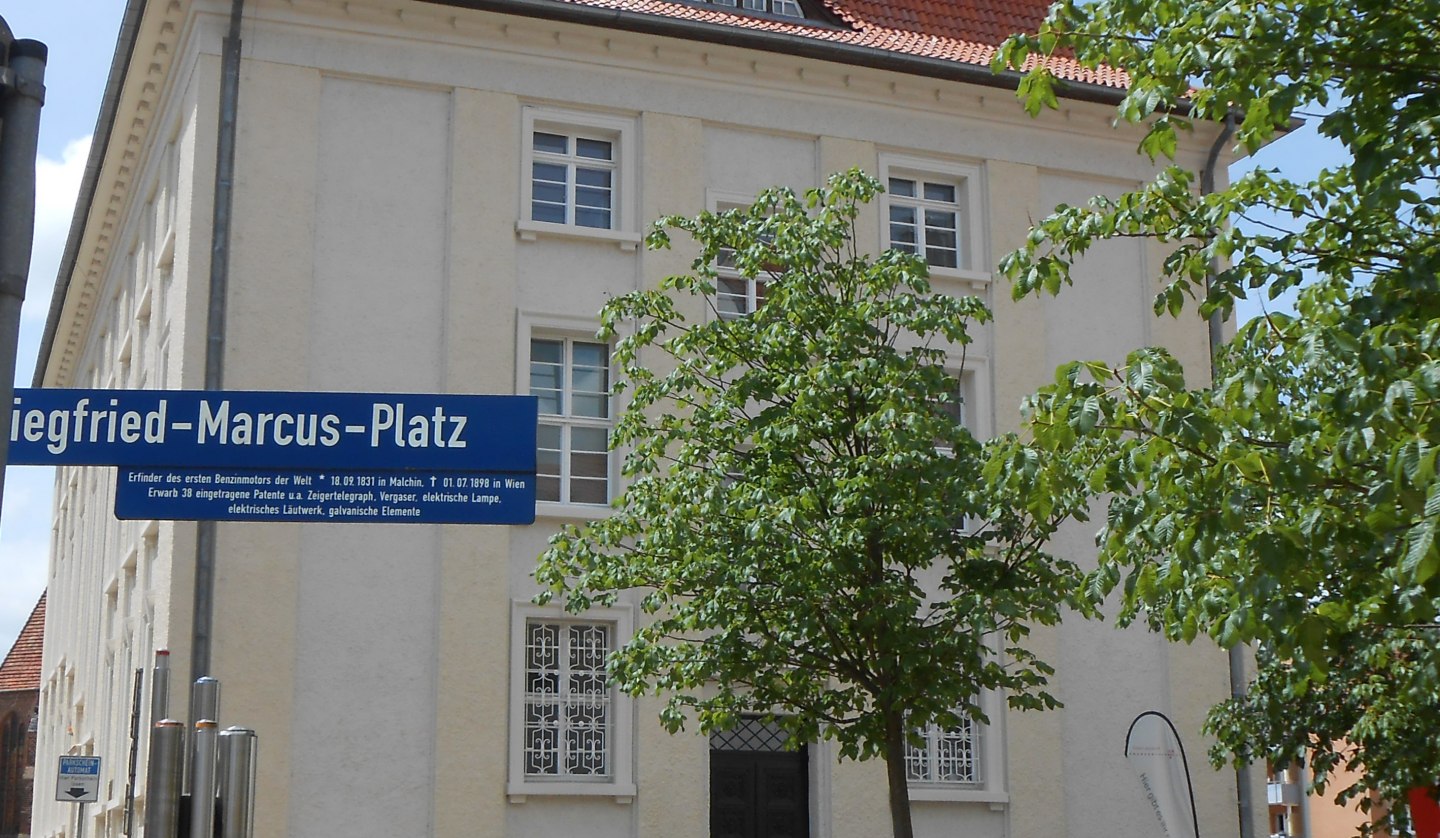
[530,131,616,229]
[905,711,981,785]
[523,620,613,778]
[888,176,962,269]
[531,338,611,504]
[709,716,795,752]
[708,0,804,17]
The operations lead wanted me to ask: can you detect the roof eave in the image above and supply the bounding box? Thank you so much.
[421,0,1132,106]
[35,0,1133,385]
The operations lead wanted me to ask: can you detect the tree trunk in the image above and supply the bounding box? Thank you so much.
[883,710,916,838]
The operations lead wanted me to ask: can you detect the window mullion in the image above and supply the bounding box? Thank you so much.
[560,423,573,504]
[565,158,578,226]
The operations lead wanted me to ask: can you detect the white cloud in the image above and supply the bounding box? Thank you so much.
[25,135,91,330]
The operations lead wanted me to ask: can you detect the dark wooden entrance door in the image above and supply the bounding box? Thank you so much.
[710,747,809,838]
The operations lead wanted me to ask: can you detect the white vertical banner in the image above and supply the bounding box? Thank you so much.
[1125,711,1199,838]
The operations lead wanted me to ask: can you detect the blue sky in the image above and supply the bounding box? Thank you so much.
[2,2,128,646]
[0,2,1344,646]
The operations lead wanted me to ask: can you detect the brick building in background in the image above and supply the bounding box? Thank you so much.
[0,594,44,838]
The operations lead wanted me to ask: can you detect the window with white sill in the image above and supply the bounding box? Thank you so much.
[881,156,984,277]
[521,108,636,241]
[508,604,635,800]
[905,695,1007,803]
[906,708,982,787]
[710,198,772,321]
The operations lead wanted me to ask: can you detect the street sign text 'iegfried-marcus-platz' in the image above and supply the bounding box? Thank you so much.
[9,389,537,524]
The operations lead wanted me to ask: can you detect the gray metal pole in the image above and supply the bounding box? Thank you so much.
[218,727,257,838]
[190,676,221,729]
[146,648,174,822]
[150,650,171,729]
[193,0,247,686]
[143,720,185,838]
[191,720,219,838]
[0,30,46,521]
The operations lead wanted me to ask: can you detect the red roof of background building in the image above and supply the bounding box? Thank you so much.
[0,593,45,693]
[543,0,1128,89]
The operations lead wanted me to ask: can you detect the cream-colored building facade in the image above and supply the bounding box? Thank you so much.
[30,1,1262,836]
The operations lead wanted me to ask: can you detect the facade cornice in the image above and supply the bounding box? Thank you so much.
[37,0,187,387]
[257,0,1163,148]
[37,0,1228,387]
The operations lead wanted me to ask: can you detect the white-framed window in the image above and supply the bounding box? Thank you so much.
[709,194,772,321]
[530,336,612,506]
[888,175,962,269]
[518,108,639,249]
[709,0,804,17]
[905,687,1006,803]
[531,131,615,229]
[508,603,635,801]
[880,156,986,281]
[934,370,969,448]
[906,709,982,786]
[716,271,768,320]
[934,366,990,537]
[523,620,612,777]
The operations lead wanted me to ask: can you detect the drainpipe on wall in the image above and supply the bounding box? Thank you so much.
[1200,113,1257,838]
[192,0,246,687]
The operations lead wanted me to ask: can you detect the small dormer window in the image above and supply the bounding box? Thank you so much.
[709,0,805,18]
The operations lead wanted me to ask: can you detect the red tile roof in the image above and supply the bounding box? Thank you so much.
[0,593,45,694]
[543,0,1127,89]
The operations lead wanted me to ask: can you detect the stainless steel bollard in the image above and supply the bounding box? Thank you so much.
[217,727,257,838]
[142,720,184,838]
[190,720,219,838]
[185,676,221,787]
[150,650,170,728]
[190,676,220,723]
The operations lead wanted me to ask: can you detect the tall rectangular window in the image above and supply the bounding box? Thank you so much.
[523,620,613,778]
[888,176,961,269]
[906,711,982,786]
[531,131,616,229]
[509,603,635,799]
[880,156,983,279]
[531,337,611,505]
[712,198,770,320]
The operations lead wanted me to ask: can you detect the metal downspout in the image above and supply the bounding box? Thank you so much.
[1201,113,1256,838]
[0,31,47,520]
[192,0,246,685]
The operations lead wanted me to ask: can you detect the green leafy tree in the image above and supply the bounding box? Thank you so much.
[537,170,1087,838]
[993,0,1440,824]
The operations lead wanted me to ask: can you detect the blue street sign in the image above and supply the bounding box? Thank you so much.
[115,467,537,525]
[9,389,536,472]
